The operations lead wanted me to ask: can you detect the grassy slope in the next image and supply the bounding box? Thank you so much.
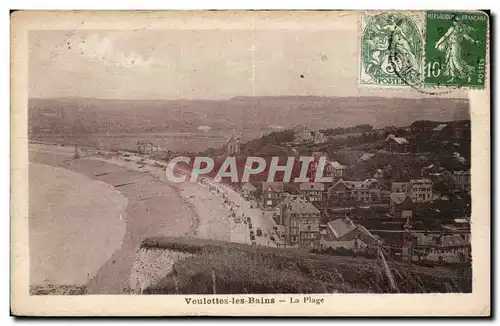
[140,237,472,294]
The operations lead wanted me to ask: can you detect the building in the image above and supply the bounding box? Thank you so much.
[226,136,240,155]
[357,153,376,163]
[276,193,308,224]
[431,121,471,141]
[373,169,384,179]
[452,121,471,140]
[325,218,356,241]
[299,182,325,203]
[321,218,379,251]
[137,141,160,155]
[280,198,321,248]
[325,206,356,220]
[261,182,284,208]
[432,123,452,140]
[389,192,414,220]
[324,161,346,178]
[327,178,381,205]
[391,179,433,203]
[241,182,257,198]
[442,218,471,242]
[386,135,410,153]
[312,131,327,144]
[405,235,470,263]
[293,125,313,144]
[433,123,449,132]
[409,178,433,203]
[391,181,411,193]
[287,146,300,158]
[452,170,471,192]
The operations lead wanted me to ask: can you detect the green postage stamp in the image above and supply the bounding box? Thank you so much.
[360,10,489,89]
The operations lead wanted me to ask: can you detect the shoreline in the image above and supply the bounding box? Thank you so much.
[29,144,199,293]
[29,142,278,293]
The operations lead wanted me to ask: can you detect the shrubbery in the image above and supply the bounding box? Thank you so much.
[140,236,471,294]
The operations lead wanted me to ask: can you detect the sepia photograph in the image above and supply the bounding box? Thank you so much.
[11,10,490,316]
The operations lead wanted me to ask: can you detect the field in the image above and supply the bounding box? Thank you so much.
[140,237,472,294]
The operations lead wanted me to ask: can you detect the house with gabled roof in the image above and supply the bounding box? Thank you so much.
[386,134,410,153]
[358,153,376,162]
[389,192,414,220]
[408,234,470,263]
[324,161,346,178]
[327,178,381,205]
[226,136,240,155]
[320,217,380,251]
[261,182,284,208]
[433,123,448,132]
[452,170,471,192]
[299,182,325,203]
[293,125,313,144]
[279,197,321,248]
[241,182,257,198]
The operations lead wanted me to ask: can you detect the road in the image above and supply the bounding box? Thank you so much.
[218,183,279,247]
[166,162,279,247]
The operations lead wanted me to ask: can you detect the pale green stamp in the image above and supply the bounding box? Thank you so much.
[360,12,425,87]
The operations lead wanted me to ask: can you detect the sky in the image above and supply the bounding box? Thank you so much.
[28,25,468,100]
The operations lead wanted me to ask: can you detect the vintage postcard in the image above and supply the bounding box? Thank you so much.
[11,10,490,316]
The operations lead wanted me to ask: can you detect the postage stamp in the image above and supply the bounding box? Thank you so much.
[359,10,489,89]
[424,11,489,89]
[360,12,425,87]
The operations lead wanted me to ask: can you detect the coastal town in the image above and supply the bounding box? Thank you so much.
[71,118,471,269]
[18,11,489,313]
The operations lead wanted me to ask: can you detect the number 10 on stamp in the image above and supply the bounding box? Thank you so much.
[424,11,489,89]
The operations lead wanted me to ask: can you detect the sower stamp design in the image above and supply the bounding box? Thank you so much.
[424,11,488,88]
[360,12,424,87]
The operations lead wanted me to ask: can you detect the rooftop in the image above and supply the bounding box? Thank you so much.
[312,151,328,157]
[327,218,357,239]
[390,137,409,145]
[299,182,325,191]
[262,182,284,192]
[287,201,320,215]
[389,192,410,205]
[441,235,469,248]
[453,170,471,175]
[332,178,379,190]
[433,124,448,131]
[241,182,257,191]
[410,178,432,184]
[359,153,376,161]
[329,161,346,169]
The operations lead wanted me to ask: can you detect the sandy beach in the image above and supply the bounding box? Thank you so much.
[29,162,128,286]
[29,143,256,293]
[29,144,198,293]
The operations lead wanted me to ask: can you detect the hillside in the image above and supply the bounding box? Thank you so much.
[138,237,471,294]
[29,96,469,136]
